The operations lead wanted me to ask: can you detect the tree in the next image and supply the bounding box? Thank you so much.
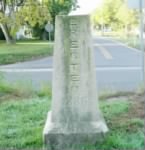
[47,0,77,27]
[0,0,50,43]
[92,0,139,35]
[16,0,50,39]
[92,0,123,32]
[45,0,77,40]
[0,0,25,43]
[16,0,50,27]
[115,3,139,35]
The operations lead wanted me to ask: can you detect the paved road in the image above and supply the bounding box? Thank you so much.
[0,37,144,92]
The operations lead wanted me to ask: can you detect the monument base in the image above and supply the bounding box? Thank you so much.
[43,112,108,150]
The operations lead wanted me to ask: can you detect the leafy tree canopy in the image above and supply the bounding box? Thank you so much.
[0,0,50,43]
[47,0,77,25]
[92,0,139,31]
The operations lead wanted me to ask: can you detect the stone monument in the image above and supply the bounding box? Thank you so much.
[43,15,108,150]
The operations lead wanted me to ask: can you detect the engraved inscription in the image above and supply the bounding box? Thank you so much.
[69,19,80,93]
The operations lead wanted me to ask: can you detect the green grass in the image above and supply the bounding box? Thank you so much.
[0,41,53,65]
[0,74,52,102]
[100,100,130,119]
[0,98,51,149]
[0,75,36,101]
[0,75,144,149]
[0,97,144,149]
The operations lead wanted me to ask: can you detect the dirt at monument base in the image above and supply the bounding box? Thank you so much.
[107,91,145,134]
[130,91,145,119]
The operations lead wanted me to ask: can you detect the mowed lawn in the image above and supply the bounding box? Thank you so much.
[0,41,53,65]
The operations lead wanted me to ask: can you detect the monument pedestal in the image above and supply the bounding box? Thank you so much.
[43,112,108,150]
[43,15,108,150]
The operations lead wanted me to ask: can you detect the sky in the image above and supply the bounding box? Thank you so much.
[69,0,103,15]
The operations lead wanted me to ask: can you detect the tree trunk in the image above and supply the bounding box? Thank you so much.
[0,23,15,44]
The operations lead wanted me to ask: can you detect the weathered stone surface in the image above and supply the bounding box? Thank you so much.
[43,15,108,150]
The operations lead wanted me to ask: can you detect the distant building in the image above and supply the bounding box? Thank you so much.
[16,26,32,40]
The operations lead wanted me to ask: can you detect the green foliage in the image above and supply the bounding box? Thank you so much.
[32,24,45,39]
[116,3,139,27]
[16,0,50,27]
[46,0,76,39]
[47,0,76,26]
[48,0,75,16]
[0,0,51,42]
[93,0,121,26]
[92,0,139,31]
[0,12,7,23]
[0,0,76,41]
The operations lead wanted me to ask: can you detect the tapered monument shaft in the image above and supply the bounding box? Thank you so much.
[43,15,108,150]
